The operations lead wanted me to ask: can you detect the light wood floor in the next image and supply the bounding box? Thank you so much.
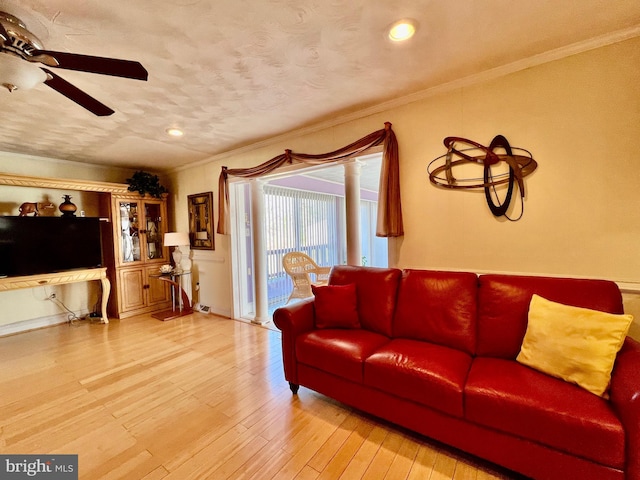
[0,313,521,480]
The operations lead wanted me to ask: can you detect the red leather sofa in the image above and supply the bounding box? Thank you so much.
[273,265,640,480]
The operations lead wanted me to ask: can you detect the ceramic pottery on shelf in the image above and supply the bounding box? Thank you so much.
[59,195,77,217]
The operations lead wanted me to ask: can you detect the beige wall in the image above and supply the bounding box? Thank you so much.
[395,40,639,282]
[171,36,640,339]
[0,151,135,183]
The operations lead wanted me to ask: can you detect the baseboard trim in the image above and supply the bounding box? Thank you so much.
[0,310,91,337]
[210,306,231,318]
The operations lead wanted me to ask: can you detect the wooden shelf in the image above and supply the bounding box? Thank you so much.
[0,172,130,194]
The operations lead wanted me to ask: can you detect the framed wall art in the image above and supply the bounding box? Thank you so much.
[187,192,214,250]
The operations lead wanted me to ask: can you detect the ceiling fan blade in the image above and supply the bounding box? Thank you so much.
[32,50,148,81]
[42,68,114,116]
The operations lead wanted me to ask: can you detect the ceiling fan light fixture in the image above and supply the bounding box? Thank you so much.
[0,51,46,92]
[388,19,417,42]
[0,10,147,115]
[0,11,45,52]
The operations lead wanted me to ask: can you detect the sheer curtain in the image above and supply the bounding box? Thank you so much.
[217,122,403,238]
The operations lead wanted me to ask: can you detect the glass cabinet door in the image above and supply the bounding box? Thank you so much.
[118,201,141,263]
[144,202,164,260]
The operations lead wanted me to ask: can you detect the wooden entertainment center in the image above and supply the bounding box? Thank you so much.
[0,172,172,321]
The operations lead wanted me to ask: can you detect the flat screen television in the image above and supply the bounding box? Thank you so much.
[0,216,103,277]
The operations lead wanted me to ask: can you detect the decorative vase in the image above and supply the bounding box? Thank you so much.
[59,195,77,217]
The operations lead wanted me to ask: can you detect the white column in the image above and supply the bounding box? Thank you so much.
[250,179,269,324]
[344,161,362,266]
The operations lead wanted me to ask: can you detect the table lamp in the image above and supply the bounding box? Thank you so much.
[164,232,190,272]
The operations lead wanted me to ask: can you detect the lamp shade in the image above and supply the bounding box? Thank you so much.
[0,52,47,91]
[164,232,190,247]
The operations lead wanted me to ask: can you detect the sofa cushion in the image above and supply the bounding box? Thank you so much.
[311,283,360,329]
[329,265,402,337]
[517,294,633,397]
[465,357,625,469]
[296,329,389,383]
[476,274,624,358]
[393,270,477,355]
[364,339,472,417]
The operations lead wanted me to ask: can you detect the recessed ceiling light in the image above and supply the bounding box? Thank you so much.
[165,127,184,137]
[388,19,417,42]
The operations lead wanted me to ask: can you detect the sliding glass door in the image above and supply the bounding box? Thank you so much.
[231,154,387,320]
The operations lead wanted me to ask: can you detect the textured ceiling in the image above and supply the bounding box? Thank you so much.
[0,0,639,173]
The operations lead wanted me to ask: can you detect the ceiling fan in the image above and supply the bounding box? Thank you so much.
[0,11,148,116]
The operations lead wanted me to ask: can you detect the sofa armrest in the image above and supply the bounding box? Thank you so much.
[610,337,640,479]
[273,298,316,388]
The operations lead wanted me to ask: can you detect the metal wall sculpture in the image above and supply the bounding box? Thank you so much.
[427,135,537,220]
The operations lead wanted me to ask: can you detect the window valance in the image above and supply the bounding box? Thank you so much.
[217,122,403,237]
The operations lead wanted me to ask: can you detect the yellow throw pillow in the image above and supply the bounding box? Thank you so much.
[516,294,633,397]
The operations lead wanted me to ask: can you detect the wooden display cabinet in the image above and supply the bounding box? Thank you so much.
[0,173,176,321]
[116,266,169,313]
[110,194,172,318]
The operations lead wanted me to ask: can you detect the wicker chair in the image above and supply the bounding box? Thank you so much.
[282,252,331,303]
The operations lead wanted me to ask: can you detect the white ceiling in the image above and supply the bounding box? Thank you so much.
[0,0,639,173]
